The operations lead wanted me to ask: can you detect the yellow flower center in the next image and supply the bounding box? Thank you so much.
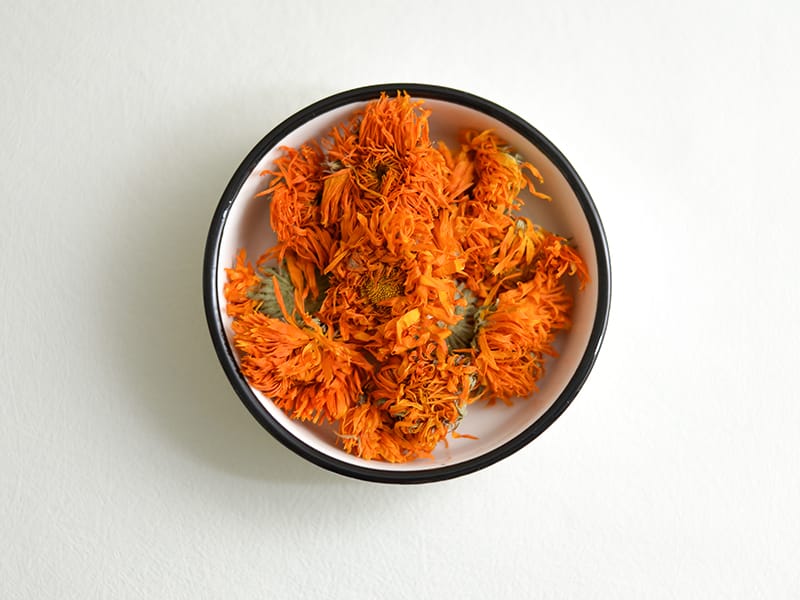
[362,272,403,305]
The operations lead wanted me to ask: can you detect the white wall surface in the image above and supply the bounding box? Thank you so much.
[1,0,798,597]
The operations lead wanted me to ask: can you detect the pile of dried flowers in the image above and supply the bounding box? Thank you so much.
[225,93,587,462]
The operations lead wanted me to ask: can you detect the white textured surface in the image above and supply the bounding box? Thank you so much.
[1,1,798,597]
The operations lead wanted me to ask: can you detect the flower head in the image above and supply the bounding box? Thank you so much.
[473,275,575,404]
[232,312,371,423]
[259,143,336,269]
[338,342,475,462]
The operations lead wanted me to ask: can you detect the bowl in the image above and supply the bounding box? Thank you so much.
[203,83,611,483]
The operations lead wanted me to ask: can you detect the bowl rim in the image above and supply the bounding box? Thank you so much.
[203,83,611,484]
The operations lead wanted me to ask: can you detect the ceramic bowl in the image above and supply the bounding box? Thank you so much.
[203,83,611,483]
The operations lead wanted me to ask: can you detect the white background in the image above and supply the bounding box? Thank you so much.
[2,1,798,597]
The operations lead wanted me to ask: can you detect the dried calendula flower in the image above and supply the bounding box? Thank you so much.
[232,311,371,423]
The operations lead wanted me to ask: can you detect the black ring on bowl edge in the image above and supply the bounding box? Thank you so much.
[203,83,612,484]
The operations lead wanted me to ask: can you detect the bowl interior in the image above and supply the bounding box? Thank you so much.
[214,97,601,472]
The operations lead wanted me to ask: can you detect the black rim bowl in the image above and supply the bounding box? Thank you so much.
[203,83,611,484]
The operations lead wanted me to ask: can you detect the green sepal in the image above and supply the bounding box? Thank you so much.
[447,286,478,351]
[249,264,296,320]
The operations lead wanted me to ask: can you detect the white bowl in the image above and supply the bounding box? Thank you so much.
[204,84,611,483]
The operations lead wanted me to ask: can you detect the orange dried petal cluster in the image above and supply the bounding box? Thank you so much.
[224,93,587,462]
